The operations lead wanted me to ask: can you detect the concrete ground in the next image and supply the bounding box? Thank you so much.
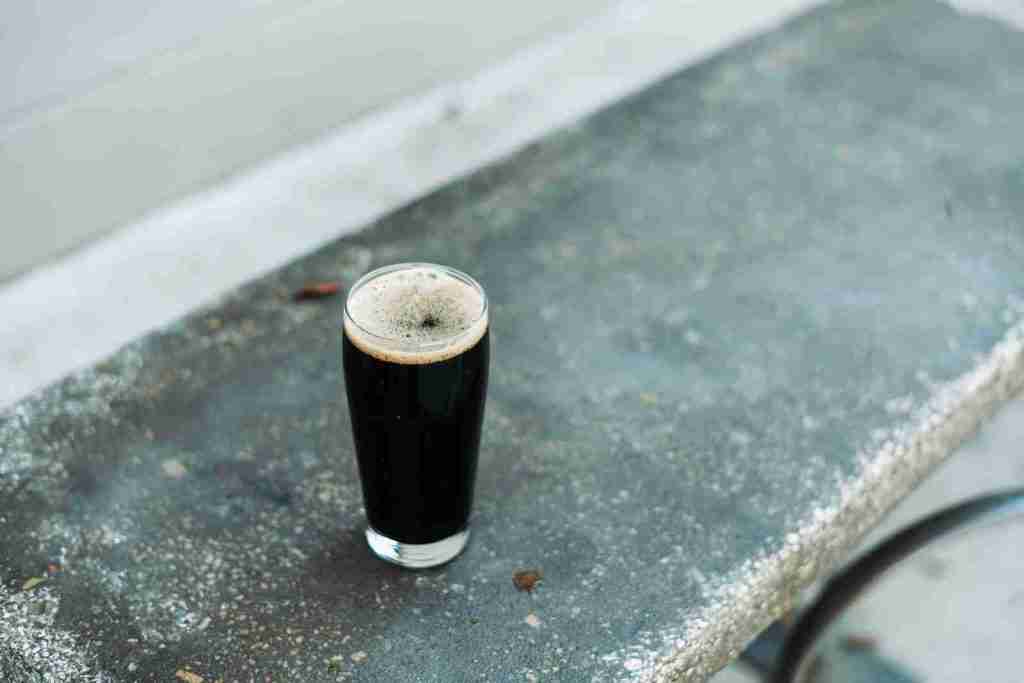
[4,0,1021,402]
[0,0,824,410]
[1,0,620,281]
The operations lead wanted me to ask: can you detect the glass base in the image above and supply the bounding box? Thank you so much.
[365,527,470,569]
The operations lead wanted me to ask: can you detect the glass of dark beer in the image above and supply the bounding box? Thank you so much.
[342,263,489,568]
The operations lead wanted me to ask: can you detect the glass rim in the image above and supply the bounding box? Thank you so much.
[343,262,488,353]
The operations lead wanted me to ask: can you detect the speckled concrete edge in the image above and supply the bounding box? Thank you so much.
[0,580,113,682]
[632,321,1024,683]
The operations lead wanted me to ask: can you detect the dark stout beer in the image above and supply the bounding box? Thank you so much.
[343,264,489,567]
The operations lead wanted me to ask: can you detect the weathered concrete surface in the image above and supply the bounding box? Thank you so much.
[3,1,1024,680]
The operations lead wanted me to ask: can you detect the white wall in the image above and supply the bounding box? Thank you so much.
[0,0,614,281]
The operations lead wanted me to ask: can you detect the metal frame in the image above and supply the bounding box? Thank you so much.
[771,488,1024,683]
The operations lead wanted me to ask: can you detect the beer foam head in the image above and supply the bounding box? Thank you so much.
[344,264,488,364]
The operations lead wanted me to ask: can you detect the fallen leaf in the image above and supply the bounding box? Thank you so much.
[293,281,342,301]
[840,633,877,652]
[22,576,46,591]
[175,670,204,683]
[513,569,542,593]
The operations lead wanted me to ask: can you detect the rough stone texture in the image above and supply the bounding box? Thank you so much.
[3,1,1024,681]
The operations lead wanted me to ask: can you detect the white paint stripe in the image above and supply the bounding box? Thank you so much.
[0,0,823,409]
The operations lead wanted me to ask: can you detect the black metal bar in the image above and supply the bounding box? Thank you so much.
[770,488,1024,683]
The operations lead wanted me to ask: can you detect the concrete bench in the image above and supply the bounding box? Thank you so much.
[2,1,1024,680]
